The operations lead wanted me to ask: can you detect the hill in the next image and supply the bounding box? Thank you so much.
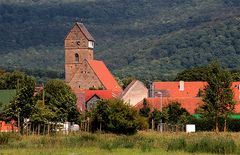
[0,0,239,81]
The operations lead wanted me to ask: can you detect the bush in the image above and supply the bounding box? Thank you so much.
[91,99,143,135]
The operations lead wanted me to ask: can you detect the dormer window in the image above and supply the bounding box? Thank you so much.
[75,53,79,62]
[88,41,94,48]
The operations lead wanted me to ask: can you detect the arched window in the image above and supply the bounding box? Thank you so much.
[75,53,79,62]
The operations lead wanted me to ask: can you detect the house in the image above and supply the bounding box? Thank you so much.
[0,120,18,132]
[74,89,115,111]
[135,81,240,114]
[120,80,148,106]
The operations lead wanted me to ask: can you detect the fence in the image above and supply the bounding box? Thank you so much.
[157,123,185,132]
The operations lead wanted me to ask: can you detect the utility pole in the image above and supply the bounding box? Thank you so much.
[17,79,21,134]
[42,83,45,105]
[159,92,163,133]
[151,83,154,131]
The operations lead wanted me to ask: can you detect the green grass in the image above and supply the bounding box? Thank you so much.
[0,89,16,112]
[0,132,240,154]
[0,147,213,155]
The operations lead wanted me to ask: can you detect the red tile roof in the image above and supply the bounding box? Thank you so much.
[135,81,240,114]
[87,60,123,93]
[153,81,207,98]
[0,121,18,132]
[135,97,203,114]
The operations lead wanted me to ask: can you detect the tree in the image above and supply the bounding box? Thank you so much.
[121,77,136,89]
[139,98,150,117]
[31,100,55,125]
[199,62,235,132]
[4,73,35,134]
[44,79,79,123]
[163,101,190,125]
[91,99,142,135]
[175,67,208,81]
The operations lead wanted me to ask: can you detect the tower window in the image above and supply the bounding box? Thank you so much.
[75,53,79,62]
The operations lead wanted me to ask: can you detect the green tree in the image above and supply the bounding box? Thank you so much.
[139,98,150,117]
[4,73,35,134]
[199,62,235,132]
[122,77,136,89]
[91,99,141,134]
[44,79,79,123]
[31,100,56,125]
[175,67,208,81]
[163,101,190,125]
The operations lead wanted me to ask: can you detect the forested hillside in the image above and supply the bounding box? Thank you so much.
[0,0,239,82]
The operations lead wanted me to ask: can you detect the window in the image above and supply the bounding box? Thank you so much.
[75,53,79,62]
[88,41,94,48]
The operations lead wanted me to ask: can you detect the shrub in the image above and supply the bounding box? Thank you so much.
[91,99,143,135]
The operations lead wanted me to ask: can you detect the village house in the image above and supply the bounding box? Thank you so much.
[135,81,240,114]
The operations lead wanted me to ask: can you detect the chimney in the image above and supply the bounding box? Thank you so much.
[179,81,184,91]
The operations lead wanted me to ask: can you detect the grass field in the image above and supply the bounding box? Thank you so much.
[0,89,16,112]
[0,131,239,155]
[0,148,212,155]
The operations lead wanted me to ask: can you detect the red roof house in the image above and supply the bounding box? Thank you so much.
[0,121,18,132]
[135,81,240,114]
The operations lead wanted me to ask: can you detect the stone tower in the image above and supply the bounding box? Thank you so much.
[64,22,95,89]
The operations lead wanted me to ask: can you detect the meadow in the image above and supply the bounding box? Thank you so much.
[0,131,239,155]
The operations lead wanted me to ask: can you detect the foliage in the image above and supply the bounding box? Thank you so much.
[44,79,79,123]
[163,101,191,125]
[199,62,235,132]
[175,65,240,81]
[139,98,150,117]
[3,72,35,133]
[0,70,30,89]
[91,99,142,134]
[121,77,136,89]
[0,1,239,81]
[30,100,55,124]
[175,66,209,81]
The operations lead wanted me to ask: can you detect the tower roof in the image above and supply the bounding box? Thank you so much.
[75,22,95,41]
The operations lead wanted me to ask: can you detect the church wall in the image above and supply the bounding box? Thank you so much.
[68,60,104,89]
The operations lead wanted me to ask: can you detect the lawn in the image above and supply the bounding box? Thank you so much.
[0,89,16,112]
[0,131,239,155]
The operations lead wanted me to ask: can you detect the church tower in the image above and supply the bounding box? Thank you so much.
[65,23,95,88]
[65,22,122,93]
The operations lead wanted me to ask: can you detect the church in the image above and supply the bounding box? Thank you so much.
[64,22,148,111]
[64,22,122,111]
